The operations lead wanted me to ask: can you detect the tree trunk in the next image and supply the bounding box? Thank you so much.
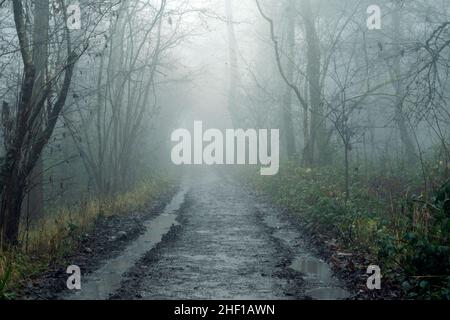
[0,171,24,247]
[344,141,350,201]
[0,58,35,247]
[25,0,50,222]
[281,0,296,160]
[225,0,240,127]
[1,0,76,247]
[302,0,328,166]
[392,1,417,165]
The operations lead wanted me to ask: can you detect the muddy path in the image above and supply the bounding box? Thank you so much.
[50,170,351,300]
[109,170,351,300]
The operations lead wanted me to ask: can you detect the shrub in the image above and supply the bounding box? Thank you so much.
[246,162,449,299]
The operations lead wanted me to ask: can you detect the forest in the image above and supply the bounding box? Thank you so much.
[0,0,449,300]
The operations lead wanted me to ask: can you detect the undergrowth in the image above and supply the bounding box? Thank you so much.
[245,162,449,300]
[0,175,176,299]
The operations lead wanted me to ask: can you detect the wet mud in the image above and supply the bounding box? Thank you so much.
[27,170,354,300]
[111,171,351,300]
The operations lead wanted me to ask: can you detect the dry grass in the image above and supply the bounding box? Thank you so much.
[0,177,175,299]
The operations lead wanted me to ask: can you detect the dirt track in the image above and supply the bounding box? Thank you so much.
[28,169,352,300]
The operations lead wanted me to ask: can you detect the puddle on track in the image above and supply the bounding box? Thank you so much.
[289,255,350,300]
[305,287,350,300]
[63,188,187,300]
[258,203,350,300]
[289,256,332,282]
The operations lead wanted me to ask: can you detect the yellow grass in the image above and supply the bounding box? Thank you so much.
[0,177,175,298]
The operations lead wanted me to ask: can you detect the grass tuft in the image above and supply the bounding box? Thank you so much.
[0,175,176,299]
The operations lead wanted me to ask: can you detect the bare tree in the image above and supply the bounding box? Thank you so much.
[0,0,80,246]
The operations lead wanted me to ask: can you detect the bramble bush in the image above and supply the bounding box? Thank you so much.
[246,162,449,299]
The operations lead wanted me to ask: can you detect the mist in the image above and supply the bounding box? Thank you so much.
[0,0,449,301]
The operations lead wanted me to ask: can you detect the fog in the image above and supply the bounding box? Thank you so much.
[0,0,449,300]
[1,0,449,232]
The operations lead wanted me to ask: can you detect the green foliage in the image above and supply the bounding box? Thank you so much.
[248,162,449,299]
[0,258,13,300]
[0,250,34,300]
